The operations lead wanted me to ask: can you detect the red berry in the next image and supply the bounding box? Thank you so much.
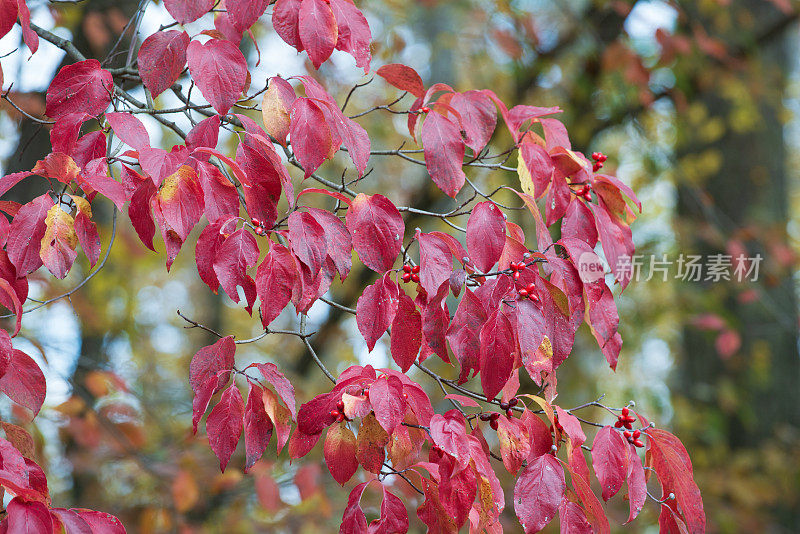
[624,415,636,423]
[337,413,345,422]
[403,264,412,273]
[412,265,420,273]
[530,294,540,303]
[337,400,345,411]
[402,272,412,283]
[614,420,624,428]
[363,386,370,395]
[624,421,633,430]
[330,409,340,419]
[513,271,521,280]
[490,412,500,421]
[526,283,535,293]
[499,401,510,410]
[506,408,513,418]
[593,162,603,172]
[632,430,641,439]
[623,430,632,439]
[518,289,529,297]
[490,419,499,430]
[411,273,420,283]
[633,439,644,448]
[621,407,629,416]
[509,398,519,407]
[250,217,260,226]
[403,392,408,399]
[479,413,491,421]
[421,106,431,113]
[591,152,601,161]
[254,227,265,235]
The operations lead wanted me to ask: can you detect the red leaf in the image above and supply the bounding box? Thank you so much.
[0,279,22,339]
[371,486,409,534]
[306,208,352,280]
[287,427,321,458]
[50,509,93,534]
[0,2,17,41]
[206,384,245,472]
[189,335,235,393]
[244,382,273,471]
[340,481,370,533]
[0,349,46,415]
[187,39,248,115]
[356,272,399,352]
[6,498,53,533]
[446,289,487,384]
[137,30,190,98]
[323,422,358,485]
[152,165,204,269]
[376,64,425,98]
[420,111,466,198]
[625,442,646,523]
[196,161,238,224]
[73,510,126,534]
[449,90,496,153]
[298,0,338,69]
[589,199,634,291]
[346,193,404,272]
[368,374,406,433]
[519,141,555,199]
[7,194,53,276]
[71,197,100,268]
[45,60,113,119]
[513,454,565,534]
[227,0,270,31]
[591,425,627,501]
[290,97,333,176]
[288,210,328,276]
[165,0,214,24]
[254,362,296,419]
[390,292,422,372]
[562,199,597,247]
[480,308,515,401]
[213,229,259,311]
[272,0,303,51]
[236,135,283,228]
[255,244,297,328]
[417,230,453,297]
[330,0,371,71]
[558,500,592,534]
[646,428,705,533]
[496,415,531,475]
[78,158,127,210]
[192,376,218,434]
[466,201,506,273]
[128,180,157,251]
[429,410,471,470]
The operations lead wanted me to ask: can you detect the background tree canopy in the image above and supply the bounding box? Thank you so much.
[0,0,798,532]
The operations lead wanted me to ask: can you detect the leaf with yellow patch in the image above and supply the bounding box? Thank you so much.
[40,204,78,279]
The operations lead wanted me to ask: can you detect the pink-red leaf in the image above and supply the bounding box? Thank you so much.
[187,39,248,115]
[254,362,296,419]
[421,111,466,198]
[356,272,399,352]
[165,0,214,24]
[513,454,565,534]
[376,64,424,98]
[7,194,53,276]
[0,349,46,415]
[324,422,358,485]
[290,98,333,177]
[45,60,113,119]
[255,244,297,328]
[390,292,422,372]
[206,384,245,472]
[244,382,273,471]
[137,30,190,98]
[298,0,338,69]
[480,308,515,401]
[189,335,235,393]
[591,425,628,501]
[466,201,506,273]
[330,0,371,71]
[346,193,404,272]
[212,229,259,311]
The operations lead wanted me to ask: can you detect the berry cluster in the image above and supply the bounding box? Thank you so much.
[591,151,607,172]
[330,399,349,423]
[576,183,592,201]
[509,260,527,280]
[250,217,266,236]
[518,282,540,302]
[478,398,519,430]
[401,264,420,283]
[615,407,644,447]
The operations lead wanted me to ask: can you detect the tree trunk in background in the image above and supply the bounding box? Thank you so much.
[675,2,800,527]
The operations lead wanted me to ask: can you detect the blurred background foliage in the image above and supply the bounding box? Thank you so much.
[1,0,799,532]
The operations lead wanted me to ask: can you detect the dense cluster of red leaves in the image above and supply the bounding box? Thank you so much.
[0,1,705,532]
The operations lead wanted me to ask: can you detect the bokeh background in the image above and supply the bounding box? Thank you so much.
[1,0,799,532]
